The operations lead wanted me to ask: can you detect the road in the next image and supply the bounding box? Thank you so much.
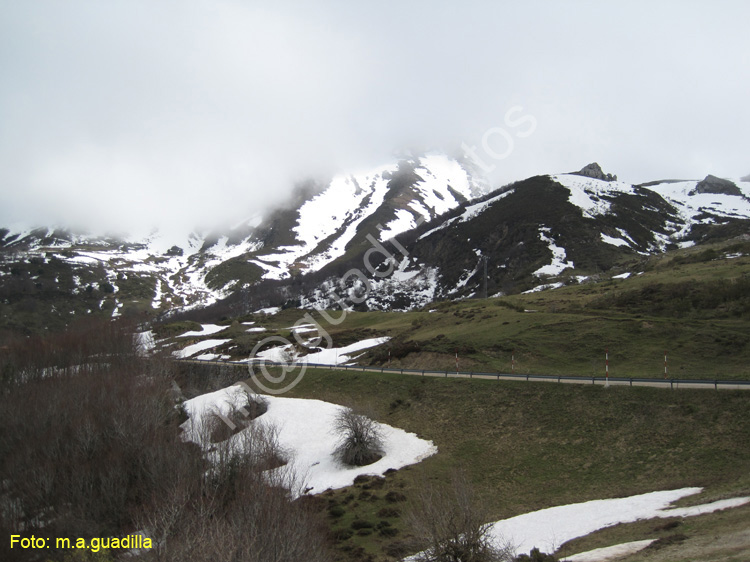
[175,358,750,390]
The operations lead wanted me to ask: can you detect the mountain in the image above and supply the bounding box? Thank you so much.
[0,154,486,332]
[2,159,750,333]
[289,165,750,310]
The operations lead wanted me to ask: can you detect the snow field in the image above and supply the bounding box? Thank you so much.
[180,386,438,497]
[486,487,750,558]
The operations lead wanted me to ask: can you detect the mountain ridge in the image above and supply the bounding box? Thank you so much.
[2,158,750,333]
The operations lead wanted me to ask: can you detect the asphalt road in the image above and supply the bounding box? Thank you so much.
[176,358,750,391]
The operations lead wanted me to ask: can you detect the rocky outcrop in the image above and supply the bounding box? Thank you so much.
[689,175,742,197]
[741,173,750,182]
[572,162,617,182]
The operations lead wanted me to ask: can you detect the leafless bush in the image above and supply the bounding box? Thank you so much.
[0,320,330,562]
[408,471,515,562]
[139,416,327,562]
[332,407,384,467]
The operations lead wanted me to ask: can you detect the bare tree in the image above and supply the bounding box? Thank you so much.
[408,471,515,562]
[332,406,384,466]
[0,321,331,562]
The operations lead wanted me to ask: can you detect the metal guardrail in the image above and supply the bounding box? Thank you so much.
[175,357,750,390]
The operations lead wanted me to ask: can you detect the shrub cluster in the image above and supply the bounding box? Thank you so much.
[0,320,329,562]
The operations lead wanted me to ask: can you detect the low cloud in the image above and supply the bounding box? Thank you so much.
[1,1,748,234]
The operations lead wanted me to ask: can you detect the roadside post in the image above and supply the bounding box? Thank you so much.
[605,348,610,388]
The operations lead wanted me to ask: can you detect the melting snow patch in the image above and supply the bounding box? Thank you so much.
[256,306,281,315]
[380,209,419,241]
[193,353,231,361]
[151,279,163,309]
[600,233,630,247]
[180,386,437,497]
[305,337,390,365]
[483,487,750,557]
[534,228,574,277]
[173,339,231,359]
[523,282,565,294]
[552,174,634,218]
[250,337,391,366]
[135,331,155,356]
[612,272,631,279]
[562,539,655,562]
[177,324,228,338]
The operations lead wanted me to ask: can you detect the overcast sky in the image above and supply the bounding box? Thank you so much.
[1,0,748,234]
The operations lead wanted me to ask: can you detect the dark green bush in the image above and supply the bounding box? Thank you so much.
[330,528,353,542]
[328,505,345,518]
[385,491,407,503]
[377,507,401,518]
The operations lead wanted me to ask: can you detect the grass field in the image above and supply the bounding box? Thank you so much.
[224,365,750,561]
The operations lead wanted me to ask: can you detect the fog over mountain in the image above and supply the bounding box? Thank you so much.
[1,0,748,234]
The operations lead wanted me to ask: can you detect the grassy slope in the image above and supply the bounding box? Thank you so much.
[166,248,750,381]
[167,252,750,381]
[312,244,750,380]
[235,366,750,561]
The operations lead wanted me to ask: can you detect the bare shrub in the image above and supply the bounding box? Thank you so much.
[0,320,330,562]
[332,407,384,467]
[408,471,515,562]
[139,418,327,562]
[199,392,269,444]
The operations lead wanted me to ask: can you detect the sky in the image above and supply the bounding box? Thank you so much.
[1,0,749,235]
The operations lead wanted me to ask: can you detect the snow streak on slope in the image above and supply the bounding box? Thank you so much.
[173,339,231,359]
[249,163,392,279]
[418,189,515,241]
[534,227,574,277]
[250,155,484,280]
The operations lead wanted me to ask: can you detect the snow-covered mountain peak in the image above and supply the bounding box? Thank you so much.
[246,153,487,279]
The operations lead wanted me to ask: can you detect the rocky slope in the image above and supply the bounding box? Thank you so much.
[2,160,749,332]
[0,154,485,331]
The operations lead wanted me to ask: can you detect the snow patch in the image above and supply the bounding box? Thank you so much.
[173,339,231,359]
[180,386,438,497]
[176,324,229,338]
[533,228,574,277]
[484,487,750,556]
[563,539,655,561]
[600,233,630,247]
[552,174,635,218]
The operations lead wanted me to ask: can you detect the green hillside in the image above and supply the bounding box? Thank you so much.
[168,237,750,381]
[216,365,750,562]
